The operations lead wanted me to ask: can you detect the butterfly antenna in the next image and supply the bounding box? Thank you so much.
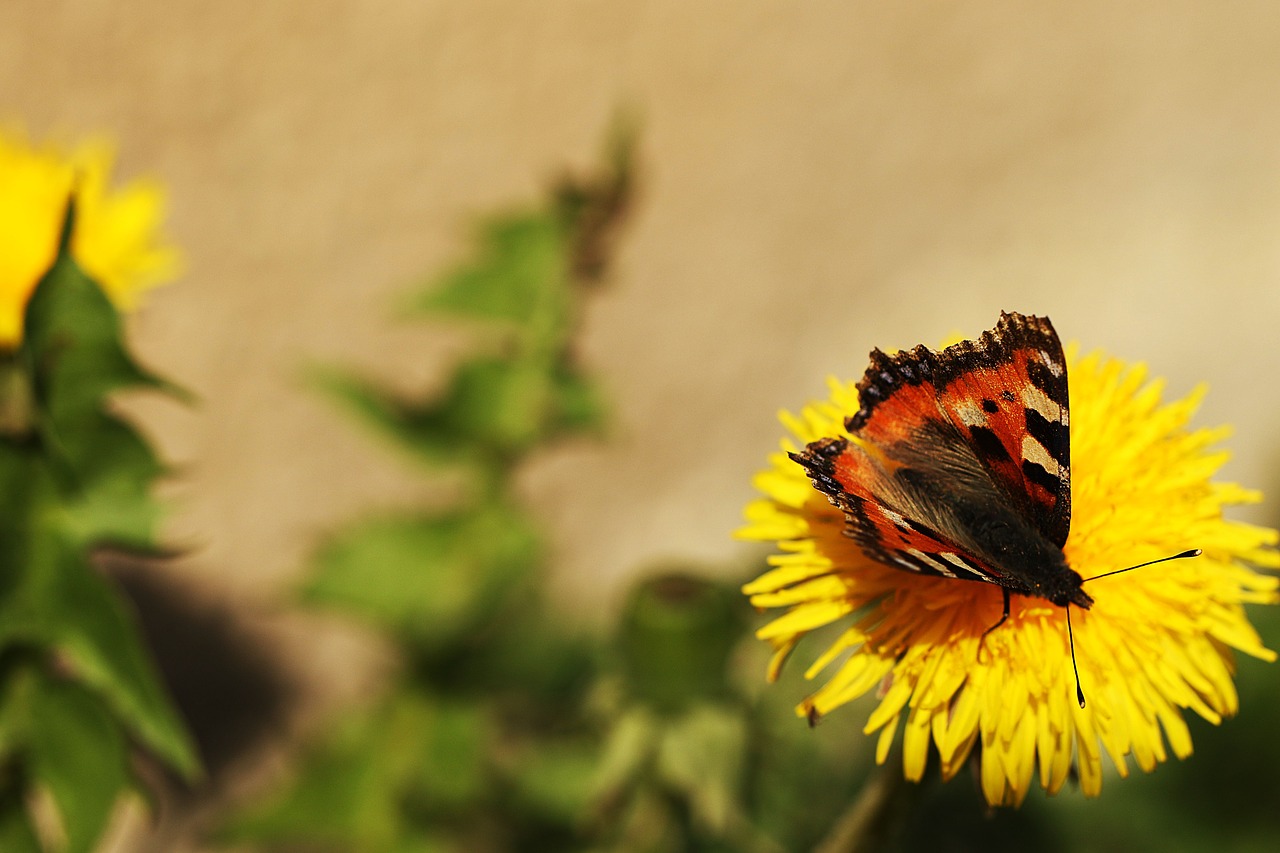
[1068,548,1201,709]
[1082,549,1202,584]
[1066,605,1085,709]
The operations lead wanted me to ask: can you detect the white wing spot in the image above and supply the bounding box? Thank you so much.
[1021,434,1057,472]
[1040,351,1064,377]
[1020,385,1061,422]
[908,548,957,578]
[941,552,989,581]
[882,508,910,529]
[953,400,988,427]
[893,556,922,572]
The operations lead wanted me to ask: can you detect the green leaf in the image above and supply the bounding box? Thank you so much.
[433,357,554,454]
[302,504,542,645]
[314,356,601,471]
[593,709,658,805]
[56,413,166,548]
[409,214,570,328]
[44,554,199,780]
[0,791,41,853]
[222,712,403,849]
[509,739,599,823]
[397,696,489,815]
[655,705,748,835]
[306,364,431,456]
[0,446,56,648]
[15,199,176,551]
[28,676,130,853]
[0,662,38,768]
[545,360,606,437]
[228,693,485,851]
[21,209,159,425]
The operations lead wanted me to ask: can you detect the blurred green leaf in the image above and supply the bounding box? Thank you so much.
[398,697,489,816]
[656,705,748,835]
[20,208,164,428]
[45,548,198,780]
[467,603,599,703]
[0,197,195,853]
[312,354,606,473]
[229,692,490,853]
[439,357,556,454]
[229,127,634,853]
[408,214,570,331]
[509,739,599,824]
[593,709,657,808]
[0,664,37,767]
[0,793,41,853]
[224,712,403,850]
[0,447,55,648]
[15,199,177,552]
[302,504,542,645]
[28,676,129,853]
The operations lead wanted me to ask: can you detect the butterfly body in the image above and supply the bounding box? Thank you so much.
[792,312,1092,613]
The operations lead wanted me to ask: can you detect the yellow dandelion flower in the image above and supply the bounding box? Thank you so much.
[739,317,1278,807]
[0,129,179,348]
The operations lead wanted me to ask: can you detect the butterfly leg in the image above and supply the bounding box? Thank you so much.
[977,588,1012,662]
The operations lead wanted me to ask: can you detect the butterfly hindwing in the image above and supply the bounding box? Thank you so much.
[795,437,1008,584]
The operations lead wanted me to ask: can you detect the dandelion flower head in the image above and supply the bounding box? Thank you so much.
[739,316,1278,806]
[0,128,179,347]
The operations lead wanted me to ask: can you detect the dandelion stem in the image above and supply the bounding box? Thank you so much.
[813,762,920,853]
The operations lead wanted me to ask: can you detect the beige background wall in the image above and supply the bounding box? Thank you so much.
[6,2,1280,844]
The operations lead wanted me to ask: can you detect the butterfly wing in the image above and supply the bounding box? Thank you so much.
[845,312,1071,549]
[794,436,1010,584]
[791,312,1074,599]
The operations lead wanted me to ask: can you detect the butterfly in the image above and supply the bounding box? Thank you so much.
[790,312,1195,707]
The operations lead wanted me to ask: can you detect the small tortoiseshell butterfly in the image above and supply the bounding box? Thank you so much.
[791,312,1196,706]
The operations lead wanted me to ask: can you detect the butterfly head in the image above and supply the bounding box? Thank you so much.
[1048,577,1094,610]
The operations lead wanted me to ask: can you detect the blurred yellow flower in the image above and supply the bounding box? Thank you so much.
[0,130,179,347]
[740,347,1278,806]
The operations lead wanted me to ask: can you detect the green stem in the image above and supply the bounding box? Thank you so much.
[813,762,920,853]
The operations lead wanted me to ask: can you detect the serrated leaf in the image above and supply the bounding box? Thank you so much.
[21,204,159,424]
[56,414,165,548]
[43,553,198,779]
[302,504,541,645]
[28,676,130,853]
[409,214,570,328]
[16,199,176,550]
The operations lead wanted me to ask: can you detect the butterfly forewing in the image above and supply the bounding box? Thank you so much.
[794,312,1074,597]
[930,314,1071,549]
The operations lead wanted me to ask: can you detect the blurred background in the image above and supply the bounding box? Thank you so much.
[6,3,1280,851]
